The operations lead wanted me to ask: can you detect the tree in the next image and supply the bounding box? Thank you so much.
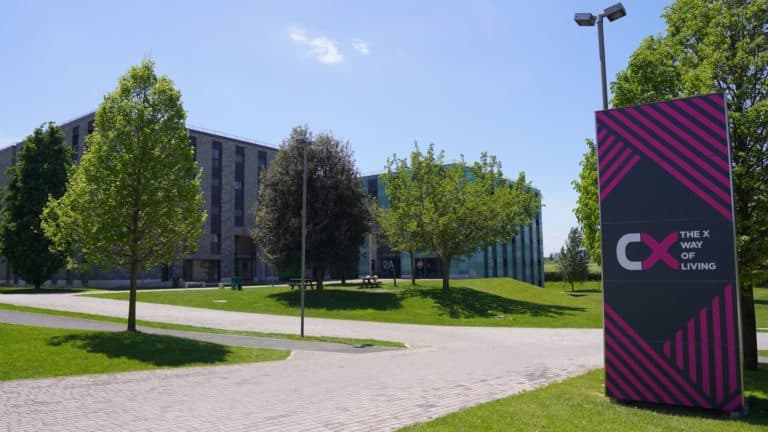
[571,139,600,264]
[0,123,71,289]
[558,228,590,291]
[375,152,422,285]
[252,126,369,291]
[42,59,205,331]
[381,144,540,291]
[573,0,767,369]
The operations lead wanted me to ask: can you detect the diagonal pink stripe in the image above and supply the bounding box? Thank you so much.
[597,114,732,220]
[700,307,710,396]
[606,318,683,405]
[713,295,724,403]
[692,95,727,125]
[605,305,710,407]
[656,103,728,156]
[634,104,730,175]
[671,98,727,140]
[598,133,617,158]
[723,395,742,412]
[606,358,642,401]
[610,109,731,203]
[600,147,632,187]
[605,381,623,400]
[597,127,608,144]
[600,155,640,200]
[725,284,737,393]
[605,337,665,403]
[688,319,697,383]
[675,329,684,370]
[598,137,622,172]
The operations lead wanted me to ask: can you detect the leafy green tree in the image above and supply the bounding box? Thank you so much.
[573,0,767,368]
[571,139,600,265]
[42,59,205,331]
[252,126,369,291]
[381,144,540,291]
[558,227,590,291]
[375,153,422,285]
[0,123,71,289]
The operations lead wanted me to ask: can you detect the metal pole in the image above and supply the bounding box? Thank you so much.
[300,137,308,337]
[597,14,608,110]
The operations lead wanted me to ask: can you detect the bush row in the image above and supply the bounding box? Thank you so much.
[543,271,602,282]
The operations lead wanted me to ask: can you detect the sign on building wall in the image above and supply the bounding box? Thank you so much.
[596,94,743,412]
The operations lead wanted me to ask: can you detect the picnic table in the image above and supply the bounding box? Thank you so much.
[288,278,314,290]
[361,275,381,288]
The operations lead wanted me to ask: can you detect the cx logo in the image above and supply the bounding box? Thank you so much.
[616,232,679,271]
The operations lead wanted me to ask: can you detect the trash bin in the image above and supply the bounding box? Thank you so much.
[231,276,242,291]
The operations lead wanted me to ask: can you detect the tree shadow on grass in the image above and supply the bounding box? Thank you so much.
[47,332,232,366]
[405,287,586,319]
[268,289,402,311]
[0,288,86,294]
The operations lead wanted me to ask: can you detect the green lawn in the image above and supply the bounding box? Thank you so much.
[400,367,768,431]
[756,287,767,332]
[0,302,404,347]
[0,322,289,381]
[89,279,605,328]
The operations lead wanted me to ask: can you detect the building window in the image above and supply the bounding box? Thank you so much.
[87,120,94,135]
[258,150,267,182]
[367,178,378,199]
[71,126,79,159]
[211,141,222,254]
[235,146,245,226]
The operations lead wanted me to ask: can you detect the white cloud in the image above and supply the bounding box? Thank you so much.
[288,26,344,64]
[289,27,306,42]
[309,37,344,64]
[352,39,369,55]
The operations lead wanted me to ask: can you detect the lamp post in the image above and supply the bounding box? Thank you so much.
[575,3,627,110]
[297,135,310,337]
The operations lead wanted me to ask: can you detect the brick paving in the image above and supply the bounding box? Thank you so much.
[3,291,762,431]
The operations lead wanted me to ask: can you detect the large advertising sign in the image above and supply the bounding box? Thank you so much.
[596,94,743,412]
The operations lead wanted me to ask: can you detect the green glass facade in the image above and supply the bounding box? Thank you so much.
[358,172,544,287]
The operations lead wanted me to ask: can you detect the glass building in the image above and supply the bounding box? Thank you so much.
[358,172,544,287]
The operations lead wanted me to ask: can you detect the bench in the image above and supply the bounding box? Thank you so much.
[184,281,206,288]
[288,278,314,290]
[361,276,381,288]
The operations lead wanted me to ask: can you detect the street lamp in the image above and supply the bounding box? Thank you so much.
[574,2,627,110]
[296,135,310,337]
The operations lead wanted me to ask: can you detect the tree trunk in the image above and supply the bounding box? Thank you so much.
[127,261,138,332]
[313,266,324,292]
[34,281,41,290]
[440,255,450,292]
[410,249,416,285]
[740,282,758,370]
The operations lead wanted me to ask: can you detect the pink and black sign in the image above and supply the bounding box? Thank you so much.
[596,94,743,412]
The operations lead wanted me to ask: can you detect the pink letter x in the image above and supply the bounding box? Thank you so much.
[641,232,679,271]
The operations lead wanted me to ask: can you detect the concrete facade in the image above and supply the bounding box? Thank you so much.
[0,112,279,287]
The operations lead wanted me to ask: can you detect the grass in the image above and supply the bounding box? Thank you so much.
[400,366,768,431]
[756,287,767,332]
[760,351,768,357]
[0,322,289,381]
[0,303,404,348]
[89,279,605,328]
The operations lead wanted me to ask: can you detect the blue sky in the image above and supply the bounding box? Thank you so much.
[0,1,671,255]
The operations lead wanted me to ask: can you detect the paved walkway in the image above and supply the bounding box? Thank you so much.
[0,291,763,431]
[0,309,399,354]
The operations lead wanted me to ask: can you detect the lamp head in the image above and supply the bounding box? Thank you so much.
[604,3,626,21]
[574,12,597,26]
